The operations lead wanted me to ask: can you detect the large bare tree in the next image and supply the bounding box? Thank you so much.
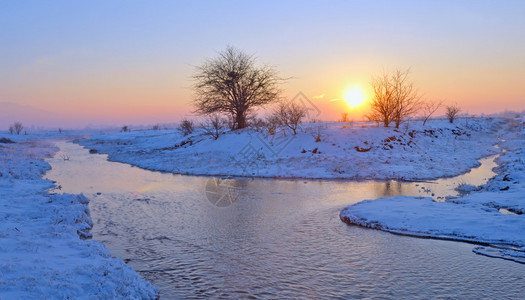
[367,68,422,128]
[192,46,282,130]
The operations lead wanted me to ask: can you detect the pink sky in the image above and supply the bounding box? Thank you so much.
[1,1,524,128]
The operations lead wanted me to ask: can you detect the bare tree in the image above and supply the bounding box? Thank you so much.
[274,101,307,135]
[367,71,395,127]
[446,104,461,123]
[120,125,130,132]
[265,114,280,135]
[192,46,283,130]
[367,68,421,128]
[178,118,194,136]
[201,113,225,140]
[421,100,443,126]
[340,112,349,123]
[391,69,422,128]
[10,122,24,135]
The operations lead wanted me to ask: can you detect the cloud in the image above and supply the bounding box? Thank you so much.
[312,94,325,99]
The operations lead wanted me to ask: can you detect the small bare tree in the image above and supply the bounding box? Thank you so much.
[265,114,280,135]
[446,105,461,123]
[201,113,225,140]
[10,122,24,135]
[367,68,421,128]
[275,101,307,135]
[178,119,194,136]
[340,112,349,123]
[193,46,283,130]
[120,125,130,132]
[421,100,443,126]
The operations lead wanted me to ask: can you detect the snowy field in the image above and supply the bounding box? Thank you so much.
[76,117,503,180]
[341,114,525,263]
[0,135,157,298]
[0,115,521,297]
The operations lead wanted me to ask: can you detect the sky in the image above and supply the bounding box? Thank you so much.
[1,0,524,127]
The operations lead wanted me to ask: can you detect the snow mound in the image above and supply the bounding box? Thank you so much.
[340,196,525,247]
[76,117,502,180]
[0,140,158,298]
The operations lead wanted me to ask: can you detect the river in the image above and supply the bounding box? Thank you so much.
[45,141,524,299]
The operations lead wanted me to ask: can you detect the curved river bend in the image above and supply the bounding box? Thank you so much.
[45,141,524,299]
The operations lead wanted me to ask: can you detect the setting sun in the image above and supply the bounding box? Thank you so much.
[343,86,366,108]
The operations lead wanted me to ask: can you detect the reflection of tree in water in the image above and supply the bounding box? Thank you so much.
[378,180,405,197]
[205,177,248,207]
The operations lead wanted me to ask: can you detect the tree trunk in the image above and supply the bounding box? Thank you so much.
[236,112,246,129]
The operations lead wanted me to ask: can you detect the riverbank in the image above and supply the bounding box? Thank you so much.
[76,117,503,180]
[340,114,525,263]
[0,137,157,298]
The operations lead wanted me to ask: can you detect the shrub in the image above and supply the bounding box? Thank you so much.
[274,101,307,135]
[201,114,225,140]
[178,119,195,136]
[9,122,23,135]
[340,113,349,123]
[446,105,461,123]
[249,117,267,133]
[265,114,281,135]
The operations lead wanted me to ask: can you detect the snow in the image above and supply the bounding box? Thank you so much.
[0,114,517,296]
[75,117,503,180]
[340,114,525,263]
[0,137,157,298]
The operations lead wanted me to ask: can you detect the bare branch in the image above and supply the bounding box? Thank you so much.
[422,100,444,126]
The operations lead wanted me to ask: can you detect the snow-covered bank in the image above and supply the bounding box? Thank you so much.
[340,115,525,263]
[76,117,502,180]
[0,138,157,298]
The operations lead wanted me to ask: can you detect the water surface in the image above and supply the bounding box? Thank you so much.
[45,141,523,299]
